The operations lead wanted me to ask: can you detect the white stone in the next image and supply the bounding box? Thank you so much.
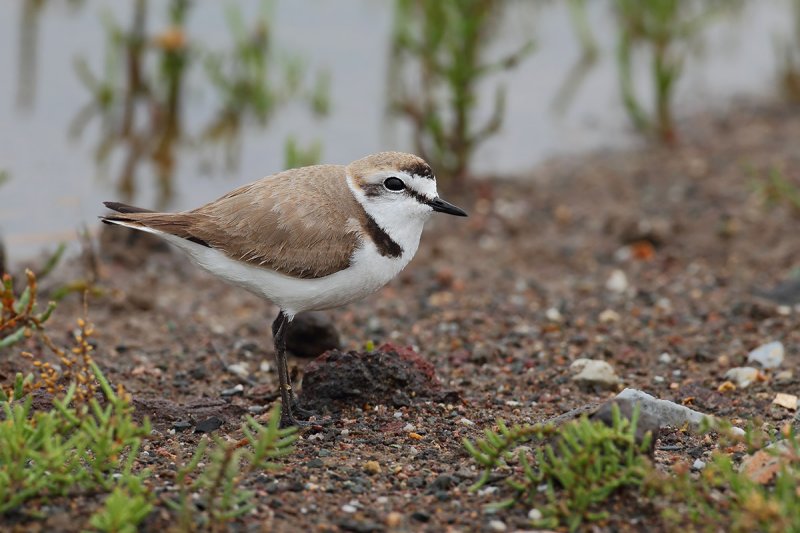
[570,359,620,389]
[599,309,621,323]
[545,307,563,322]
[488,520,507,532]
[658,352,672,364]
[606,270,629,293]
[724,367,760,388]
[227,362,250,379]
[747,341,784,369]
[528,508,543,521]
[692,459,706,471]
[341,505,357,513]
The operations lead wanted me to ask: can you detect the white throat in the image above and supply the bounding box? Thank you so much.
[345,174,430,261]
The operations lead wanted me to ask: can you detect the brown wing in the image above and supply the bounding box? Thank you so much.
[102,165,365,279]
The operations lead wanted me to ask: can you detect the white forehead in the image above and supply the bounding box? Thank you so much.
[369,169,438,199]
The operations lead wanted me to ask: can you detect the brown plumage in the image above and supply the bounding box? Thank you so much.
[103,164,369,279]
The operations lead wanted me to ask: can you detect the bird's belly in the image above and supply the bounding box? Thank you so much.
[166,235,415,318]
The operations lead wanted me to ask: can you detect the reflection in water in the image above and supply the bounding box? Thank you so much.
[68,0,327,210]
[388,0,534,184]
[16,0,84,109]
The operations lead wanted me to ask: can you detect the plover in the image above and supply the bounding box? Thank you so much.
[101,152,467,426]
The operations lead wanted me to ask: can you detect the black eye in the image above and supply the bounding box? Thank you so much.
[383,177,406,191]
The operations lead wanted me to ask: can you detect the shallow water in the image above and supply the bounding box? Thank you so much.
[0,0,794,260]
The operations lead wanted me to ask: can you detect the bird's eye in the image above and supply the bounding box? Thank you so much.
[383,177,406,192]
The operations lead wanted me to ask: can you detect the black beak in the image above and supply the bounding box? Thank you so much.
[428,197,468,217]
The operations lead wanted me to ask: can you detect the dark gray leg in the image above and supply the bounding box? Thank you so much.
[272,311,309,427]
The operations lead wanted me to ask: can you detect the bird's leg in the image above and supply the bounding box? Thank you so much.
[272,314,317,420]
[272,311,310,428]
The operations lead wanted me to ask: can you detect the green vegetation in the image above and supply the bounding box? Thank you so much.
[389,0,534,183]
[753,167,800,215]
[169,409,297,532]
[467,408,800,532]
[72,0,328,208]
[613,0,738,143]
[465,404,652,531]
[1,268,296,531]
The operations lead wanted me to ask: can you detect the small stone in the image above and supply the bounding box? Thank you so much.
[692,459,706,471]
[545,307,563,322]
[247,405,266,414]
[606,269,629,293]
[459,417,475,426]
[598,309,620,323]
[386,512,403,528]
[411,511,430,523]
[364,460,382,475]
[658,352,672,364]
[194,416,224,434]
[591,399,660,454]
[741,440,795,484]
[341,504,357,513]
[221,383,244,397]
[615,388,727,433]
[528,508,543,521]
[172,420,192,432]
[775,370,794,384]
[747,341,785,369]
[773,393,798,410]
[570,358,620,390]
[653,376,665,383]
[227,362,250,379]
[488,520,507,532]
[724,367,761,388]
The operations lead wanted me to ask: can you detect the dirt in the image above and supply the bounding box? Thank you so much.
[2,98,800,532]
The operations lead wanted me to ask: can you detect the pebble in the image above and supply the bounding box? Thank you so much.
[459,417,475,426]
[606,269,629,293]
[545,307,563,322]
[724,367,761,388]
[227,363,250,379]
[747,341,785,369]
[386,512,403,528]
[220,383,244,397]
[341,504,357,513]
[488,520,507,532]
[658,352,672,364]
[692,459,706,471]
[364,460,382,475]
[653,376,665,383]
[775,370,794,384]
[403,423,415,432]
[773,393,798,410]
[194,416,224,434]
[599,309,620,323]
[615,388,737,434]
[570,358,620,389]
[528,508,543,521]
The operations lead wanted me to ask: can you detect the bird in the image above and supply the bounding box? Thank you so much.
[100,151,467,427]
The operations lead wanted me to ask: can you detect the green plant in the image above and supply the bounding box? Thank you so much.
[654,425,800,531]
[0,361,151,515]
[284,136,323,169]
[613,0,737,143]
[89,481,154,533]
[465,405,653,531]
[168,405,297,532]
[389,0,534,183]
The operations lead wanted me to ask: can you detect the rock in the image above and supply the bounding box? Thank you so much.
[615,388,733,433]
[528,509,543,521]
[286,312,341,358]
[194,416,224,434]
[747,341,785,369]
[606,269,629,293]
[172,420,192,432]
[590,398,660,455]
[755,277,800,305]
[545,307,563,322]
[740,440,796,484]
[723,367,762,388]
[658,352,673,365]
[692,459,706,471]
[299,343,454,411]
[220,384,244,397]
[363,460,382,475]
[775,370,794,384]
[599,309,620,323]
[386,512,403,528]
[570,358,620,390]
[488,520,507,532]
[226,363,250,380]
[773,393,798,410]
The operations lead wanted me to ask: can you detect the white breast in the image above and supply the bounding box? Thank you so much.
[158,231,420,318]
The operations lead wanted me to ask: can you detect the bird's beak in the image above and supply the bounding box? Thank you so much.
[428,197,468,217]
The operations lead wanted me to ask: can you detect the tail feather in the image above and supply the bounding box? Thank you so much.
[103,201,154,214]
[100,202,210,248]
